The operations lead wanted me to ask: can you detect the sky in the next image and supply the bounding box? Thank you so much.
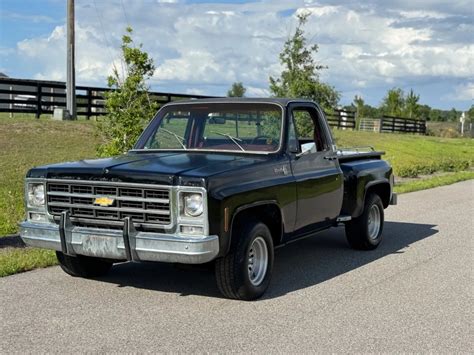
[0,0,472,110]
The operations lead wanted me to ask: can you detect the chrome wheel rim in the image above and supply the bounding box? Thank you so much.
[247,236,268,286]
[367,204,381,240]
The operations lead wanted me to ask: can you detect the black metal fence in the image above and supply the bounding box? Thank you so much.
[0,77,213,119]
[325,109,356,130]
[0,77,359,131]
[380,115,426,134]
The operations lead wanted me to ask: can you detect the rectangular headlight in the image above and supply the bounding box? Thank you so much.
[27,183,45,207]
[180,192,203,217]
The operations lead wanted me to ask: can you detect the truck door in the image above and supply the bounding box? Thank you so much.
[288,103,343,235]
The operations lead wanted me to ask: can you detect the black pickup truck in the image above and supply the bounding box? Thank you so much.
[21,98,396,300]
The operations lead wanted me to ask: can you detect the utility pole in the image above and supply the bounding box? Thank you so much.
[66,0,76,119]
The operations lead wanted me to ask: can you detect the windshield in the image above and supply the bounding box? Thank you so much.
[135,103,283,153]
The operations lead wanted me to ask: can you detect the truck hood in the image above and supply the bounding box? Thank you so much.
[27,151,269,185]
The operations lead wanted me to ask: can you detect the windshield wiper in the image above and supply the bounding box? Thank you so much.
[211,131,245,151]
[160,128,187,150]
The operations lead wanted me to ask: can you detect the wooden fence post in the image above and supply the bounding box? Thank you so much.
[50,87,54,113]
[36,82,42,119]
[86,88,92,120]
[9,86,13,118]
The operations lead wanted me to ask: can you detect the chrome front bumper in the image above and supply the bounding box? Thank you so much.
[19,213,219,264]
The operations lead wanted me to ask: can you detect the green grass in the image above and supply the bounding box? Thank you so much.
[1,116,473,236]
[333,130,474,178]
[394,170,474,194]
[0,115,472,277]
[0,115,100,235]
[0,248,57,277]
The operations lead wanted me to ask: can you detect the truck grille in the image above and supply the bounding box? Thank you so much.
[46,180,172,228]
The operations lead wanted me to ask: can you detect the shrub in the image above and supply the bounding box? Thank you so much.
[96,27,158,157]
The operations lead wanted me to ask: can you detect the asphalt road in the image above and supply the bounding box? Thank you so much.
[1,181,473,353]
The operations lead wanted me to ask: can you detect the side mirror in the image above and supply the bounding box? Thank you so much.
[296,142,316,157]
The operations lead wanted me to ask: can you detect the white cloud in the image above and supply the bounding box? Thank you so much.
[298,6,340,17]
[246,86,270,97]
[17,24,120,83]
[185,88,205,95]
[398,10,448,19]
[7,0,474,109]
[445,82,474,101]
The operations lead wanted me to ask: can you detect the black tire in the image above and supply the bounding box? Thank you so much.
[56,251,113,278]
[345,193,384,250]
[215,220,274,301]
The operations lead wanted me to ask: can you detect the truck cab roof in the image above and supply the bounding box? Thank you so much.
[165,97,318,107]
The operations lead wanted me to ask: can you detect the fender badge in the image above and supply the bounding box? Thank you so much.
[273,166,289,175]
[94,197,115,207]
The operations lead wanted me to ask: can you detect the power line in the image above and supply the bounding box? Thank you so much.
[120,0,131,28]
[92,0,124,80]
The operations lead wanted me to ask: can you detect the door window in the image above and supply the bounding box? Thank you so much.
[291,107,329,152]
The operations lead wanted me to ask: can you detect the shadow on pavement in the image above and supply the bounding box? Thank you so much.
[97,221,438,299]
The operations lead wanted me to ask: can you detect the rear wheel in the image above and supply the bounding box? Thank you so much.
[56,251,113,278]
[215,220,274,300]
[345,193,384,250]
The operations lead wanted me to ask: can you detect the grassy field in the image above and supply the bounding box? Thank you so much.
[0,115,473,277]
[0,116,100,235]
[394,170,474,194]
[333,130,473,178]
[0,248,57,277]
[1,115,473,236]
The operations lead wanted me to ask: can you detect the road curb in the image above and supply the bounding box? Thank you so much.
[0,234,25,249]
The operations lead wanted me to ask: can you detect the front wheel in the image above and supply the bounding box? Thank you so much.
[56,252,113,278]
[215,220,274,300]
[345,193,384,250]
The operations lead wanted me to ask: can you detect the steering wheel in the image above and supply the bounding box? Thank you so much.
[250,135,271,144]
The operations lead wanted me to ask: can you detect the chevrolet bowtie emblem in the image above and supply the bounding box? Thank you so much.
[94,197,115,207]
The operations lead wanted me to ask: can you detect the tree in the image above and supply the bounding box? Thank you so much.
[96,27,158,156]
[269,12,340,112]
[467,105,474,123]
[227,82,246,97]
[353,95,365,129]
[354,95,365,116]
[447,108,459,122]
[429,109,444,122]
[418,104,431,120]
[381,88,405,117]
[404,89,420,118]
